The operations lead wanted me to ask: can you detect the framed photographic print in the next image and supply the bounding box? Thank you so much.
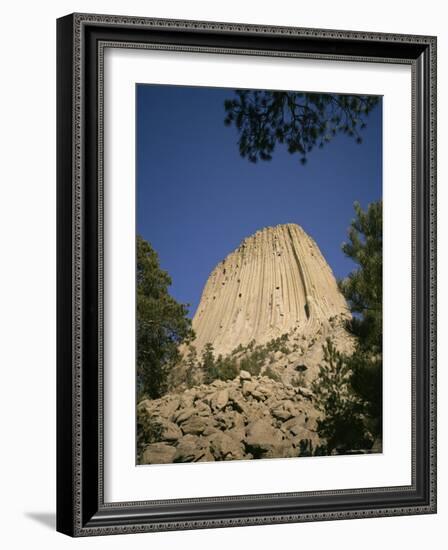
[56,13,437,536]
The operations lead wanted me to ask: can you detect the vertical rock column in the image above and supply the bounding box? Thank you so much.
[190,223,349,356]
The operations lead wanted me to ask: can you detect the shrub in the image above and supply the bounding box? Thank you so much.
[265,334,289,354]
[230,343,245,356]
[214,355,239,381]
[291,372,307,387]
[263,366,281,382]
[239,347,268,376]
[202,343,239,383]
[246,339,257,352]
[311,338,372,453]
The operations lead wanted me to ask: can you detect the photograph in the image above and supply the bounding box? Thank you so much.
[135,84,383,465]
[0,0,441,544]
[53,8,437,538]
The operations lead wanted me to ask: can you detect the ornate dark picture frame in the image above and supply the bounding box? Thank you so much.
[56,13,437,537]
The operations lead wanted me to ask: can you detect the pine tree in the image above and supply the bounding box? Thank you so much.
[311,202,382,452]
[340,201,382,353]
[311,339,370,453]
[224,90,379,165]
[340,201,382,440]
[202,343,217,384]
[137,235,194,399]
[184,345,198,388]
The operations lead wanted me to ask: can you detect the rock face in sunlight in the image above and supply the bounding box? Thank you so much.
[192,223,349,356]
[138,224,355,464]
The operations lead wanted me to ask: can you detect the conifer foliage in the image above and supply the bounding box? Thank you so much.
[136,235,194,399]
[312,201,383,452]
[224,90,379,165]
[340,201,383,441]
[311,339,370,452]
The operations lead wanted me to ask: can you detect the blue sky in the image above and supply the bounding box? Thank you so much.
[137,84,382,317]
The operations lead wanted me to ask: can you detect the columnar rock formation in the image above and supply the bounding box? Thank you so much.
[191,223,349,356]
[138,223,355,464]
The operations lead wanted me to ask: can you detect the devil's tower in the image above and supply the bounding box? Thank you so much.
[190,223,349,356]
[138,224,355,464]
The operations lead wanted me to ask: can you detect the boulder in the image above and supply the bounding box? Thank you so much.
[242,381,258,397]
[158,419,183,442]
[180,415,211,435]
[230,427,246,442]
[202,425,219,436]
[245,419,283,455]
[158,396,181,420]
[271,400,300,421]
[264,441,297,459]
[173,407,196,424]
[174,435,210,463]
[208,432,246,460]
[228,390,249,415]
[281,416,310,437]
[239,370,252,381]
[141,443,176,464]
[195,401,212,417]
[179,393,195,409]
[210,389,229,412]
[257,381,268,392]
[215,410,245,431]
[250,389,267,401]
[272,407,294,421]
[242,400,268,422]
